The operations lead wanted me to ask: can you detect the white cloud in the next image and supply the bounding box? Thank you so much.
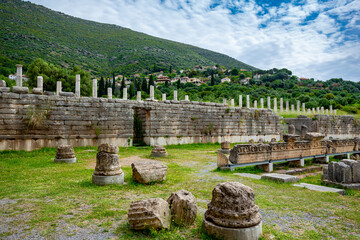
[28,0,360,81]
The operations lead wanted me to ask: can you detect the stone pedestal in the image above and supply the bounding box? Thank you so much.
[107,88,112,99]
[123,88,127,100]
[16,64,23,87]
[239,95,242,108]
[203,182,262,240]
[92,79,97,98]
[151,145,168,157]
[92,143,124,185]
[54,145,76,163]
[137,91,142,101]
[75,74,80,97]
[246,95,250,108]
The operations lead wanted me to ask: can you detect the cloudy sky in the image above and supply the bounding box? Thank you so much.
[28,0,360,81]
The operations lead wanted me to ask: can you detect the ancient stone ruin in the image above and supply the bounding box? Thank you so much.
[150,145,168,157]
[54,145,76,163]
[128,198,170,230]
[220,141,231,154]
[92,143,124,186]
[167,189,197,226]
[131,160,167,184]
[217,141,231,167]
[203,182,262,240]
[322,159,360,189]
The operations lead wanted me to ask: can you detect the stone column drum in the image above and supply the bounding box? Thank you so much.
[203,182,262,240]
[92,143,124,186]
[54,145,76,163]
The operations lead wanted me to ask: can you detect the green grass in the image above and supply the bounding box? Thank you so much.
[0,144,360,239]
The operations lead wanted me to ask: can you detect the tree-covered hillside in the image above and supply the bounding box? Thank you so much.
[0,0,256,76]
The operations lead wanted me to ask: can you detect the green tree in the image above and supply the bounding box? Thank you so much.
[98,77,105,97]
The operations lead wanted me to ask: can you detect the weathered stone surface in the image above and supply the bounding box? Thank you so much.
[335,162,351,183]
[234,173,261,180]
[150,145,168,157]
[32,88,43,95]
[301,125,308,139]
[248,139,254,144]
[92,172,124,186]
[0,80,6,87]
[54,145,76,163]
[304,132,325,141]
[0,87,10,92]
[217,150,229,167]
[94,152,122,176]
[293,183,345,195]
[288,124,295,134]
[271,138,277,143]
[98,143,118,154]
[283,134,299,142]
[167,190,197,226]
[131,160,167,184]
[221,141,231,150]
[353,161,360,183]
[44,91,55,95]
[204,182,261,228]
[258,138,264,144]
[328,162,336,182]
[203,217,262,240]
[59,91,75,97]
[128,198,170,230]
[12,86,29,94]
[261,173,299,183]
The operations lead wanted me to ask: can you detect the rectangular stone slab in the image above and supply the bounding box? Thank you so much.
[234,173,261,180]
[261,173,300,183]
[293,183,345,195]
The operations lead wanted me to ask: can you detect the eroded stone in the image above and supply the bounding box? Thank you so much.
[94,152,122,176]
[167,190,197,226]
[98,143,118,154]
[132,160,167,184]
[54,145,76,163]
[150,145,168,157]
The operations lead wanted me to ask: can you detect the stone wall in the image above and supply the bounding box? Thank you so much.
[0,92,281,151]
[284,115,360,139]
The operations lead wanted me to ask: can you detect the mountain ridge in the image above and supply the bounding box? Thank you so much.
[0,0,257,76]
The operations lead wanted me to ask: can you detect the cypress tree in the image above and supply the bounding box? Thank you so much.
[98,77,105,97]
[148,75,155,93]
[211,73,215,86]
[177,79,181,89]
[112,74,116,92]
[141,78,148,92]
[120,76,126,98]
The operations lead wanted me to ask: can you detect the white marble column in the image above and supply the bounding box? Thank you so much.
[317,107,320,114]
[260,98,264,109]
[330,105,333,114]
[267,96,271,109]
[239,95,243,108]
[107,88,112,99]
[280,98,283,112]
[137,91,142,101]
[297,100,300,112]
[16,64,23,87]
[37,76,43,92]
[321,107,324,113]
[123,88,127,100]
[246,95,250,108]
[223,98,227,105]
[185,95,189,101]
[230,99,234,106]
[174,90,178,101]
[149,85,154,100]
[274,98,277,112]
[75,74,81,97]
[291,104,294,112]
[285,101,289,112]
[56,81,62,95]
[302,102,306,113]
[162,93,166,101]
[92,79,97,98]
[254,100,258,108]
[325,109,329,114]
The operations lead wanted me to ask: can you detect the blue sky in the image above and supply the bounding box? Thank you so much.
[28,0,360,81]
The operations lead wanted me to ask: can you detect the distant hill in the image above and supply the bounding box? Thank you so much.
[0,0,257,76]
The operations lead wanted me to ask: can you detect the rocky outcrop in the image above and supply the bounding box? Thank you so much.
[167,190,197,226]
[54,145,76,163]
[128,198,170,230]
[131,160,167,184]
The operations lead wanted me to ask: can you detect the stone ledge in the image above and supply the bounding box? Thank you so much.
[261,173,300,183]
[293,183,345,195]
[92,173,124,186]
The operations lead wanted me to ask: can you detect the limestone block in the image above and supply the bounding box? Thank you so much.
[261,173,299,183]
[0,87,10,92]
[128,198,171,230]
[167,190,197,226]
[94,152,122,176]
[32,88,43,95]
[131,160,168,184]
[204,182,261,228]
[12,86,29,94]
[151,145,168,157]
[304,132,325,141]
[44,91,56,95]
[288,124,295,134]
[217,150,229,167]
[54,145,76,163]
[0,80,6,87]
[98,143,119,154]
[283,134,299,142]
[59,92,75,97]
[353,161,360,183]
[221,141,230,150]
[335,162,351,183]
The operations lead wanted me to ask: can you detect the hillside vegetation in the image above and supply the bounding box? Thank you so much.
[0,0,255,76]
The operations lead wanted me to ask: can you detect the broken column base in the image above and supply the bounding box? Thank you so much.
[54,157,76,163]
[258,162,273,172]
[92,172,124,186]
[203,217,262,240]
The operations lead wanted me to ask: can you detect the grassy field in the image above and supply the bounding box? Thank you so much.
[278,109,360,119]
[1,144,360,239]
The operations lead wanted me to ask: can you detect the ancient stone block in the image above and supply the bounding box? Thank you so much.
[221,141,230,150]
[0,80,6,87]
[217,150,229,167]
[98,143,119,154]
[301,125,308,139]
[32,88,43,95]
[353,161,360,183]
[128,198,170,230]
[204,182,261,228]
[327,162,336,182]
[54,145,76,163]
[12,86,29,94]
[167,190,197,226]
[304,132,325,141]
[283,134,299,142]
[131,160,167,184]
[93,152,122,176]
[335,162,351,183]
[59,92,75,97]
[0,87,10,92]
[288,124,295,134]
[150,145,168,157]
